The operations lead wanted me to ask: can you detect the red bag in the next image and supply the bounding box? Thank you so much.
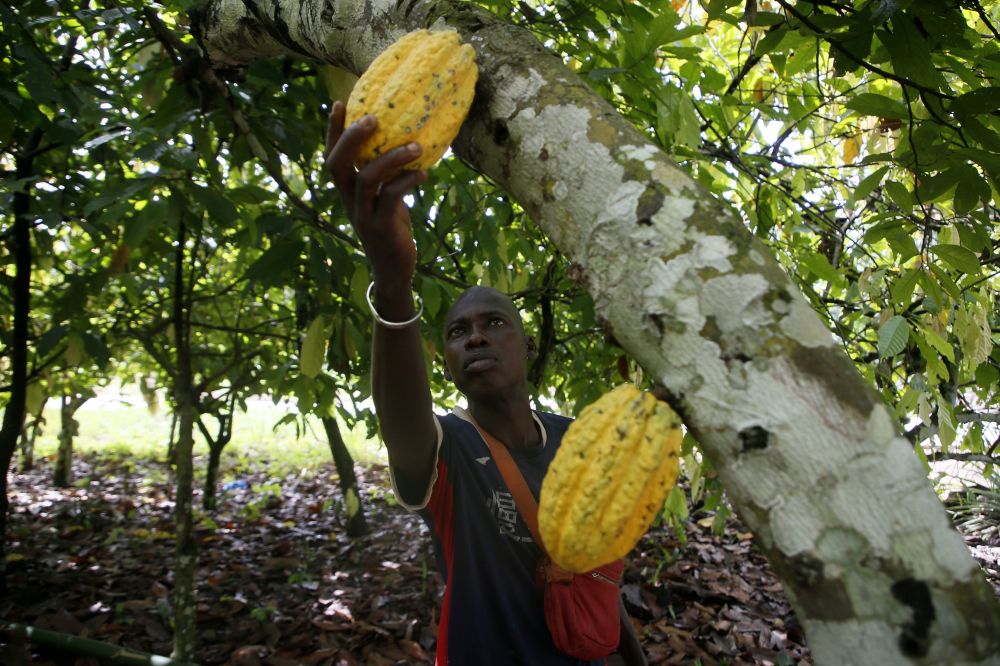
[471,418,623,660]
[537,557,624,660]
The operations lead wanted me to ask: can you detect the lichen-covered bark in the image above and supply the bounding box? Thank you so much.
[192,1,1000,662]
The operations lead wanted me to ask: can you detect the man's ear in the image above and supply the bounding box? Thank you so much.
[526,335,538,360]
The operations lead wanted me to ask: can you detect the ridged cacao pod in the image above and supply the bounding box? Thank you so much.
[345,29,478,171]
[539,384,683,573]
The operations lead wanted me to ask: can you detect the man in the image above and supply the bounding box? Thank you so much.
[324,102,644,665]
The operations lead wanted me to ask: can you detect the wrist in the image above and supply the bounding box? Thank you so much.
[367,281,423,329]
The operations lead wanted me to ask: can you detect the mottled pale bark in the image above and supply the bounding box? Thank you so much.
[191,1,1000,663]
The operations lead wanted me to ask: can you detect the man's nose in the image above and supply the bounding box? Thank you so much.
[465,325,488,346]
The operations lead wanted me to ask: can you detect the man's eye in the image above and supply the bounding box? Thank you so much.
[489,318,505,327]
[448,327,464,339]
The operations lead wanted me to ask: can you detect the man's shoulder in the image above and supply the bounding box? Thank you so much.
[534,410,572,428]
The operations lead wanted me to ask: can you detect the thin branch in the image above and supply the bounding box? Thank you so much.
[929,452,1000,466]
[773,0,955,101]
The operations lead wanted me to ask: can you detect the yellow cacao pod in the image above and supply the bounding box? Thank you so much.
[345,29,478,171]
[539,384,682,573]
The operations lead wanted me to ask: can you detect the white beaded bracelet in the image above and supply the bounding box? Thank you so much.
[366,281,424,329]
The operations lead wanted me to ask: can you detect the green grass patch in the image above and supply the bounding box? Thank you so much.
[30,388,387,480]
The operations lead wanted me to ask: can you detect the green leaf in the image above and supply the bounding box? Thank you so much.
[884,181,913,210]
[850,166,889,205]
[663,485,688,521]
[300,315,328,379]
[890,268,920,305]
[929,244,980,275]
[800,251,841,284]
[881,19,946,92]
[951,87,1000,117]
[937,401,956,450]
[422,279,442,319]
[245,239,304,284]
[190,185,239,226]
[878,315,910,358]
[755,26,789,57]
[845,93,907,119]
[125,200,166,248]
[953,170,990,214]
[916,324,955,363]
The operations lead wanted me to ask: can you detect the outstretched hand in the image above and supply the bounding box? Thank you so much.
[323,101,427,286]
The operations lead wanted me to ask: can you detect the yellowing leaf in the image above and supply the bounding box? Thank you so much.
[842,134,860,164]
[954,302,992,369]
[25,382,45,414]
[345,487,361,518]
[321,65,358,104]
[64,333,84,367]
[109,243,130,275]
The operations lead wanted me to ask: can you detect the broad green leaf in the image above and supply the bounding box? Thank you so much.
[884,181,913,210]
[190,185,239,226]
[889,268,920,306]
[845,93,907,119]
[916,324,955,363]
[937,400,956,451]
[951,87,1000,117]
[849,166,889,206]
[300,315,328,379]
[38,325,69,357]
[878,315,910,358]
[245,239,305,284]
[754,26,788,57]
[881,19,947,91]
[125,199,166,248]
[350,264,371,312]
[912,332,948,383]
[800,252,841,284]
[953,170,990,214]
[929,244,980,275]
[663,485,688,521]
[422,279,442,319]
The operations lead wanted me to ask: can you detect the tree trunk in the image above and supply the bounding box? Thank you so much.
[197,403,236,511]
[54,395,85,488]
[19,415,40,472]
[321,417,368,537]
[191,1,1000,662]
[170,219,197,661]
[167,409,178,465]
[0,128,42,594]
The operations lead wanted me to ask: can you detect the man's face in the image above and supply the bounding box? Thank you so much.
[442,288,532,398]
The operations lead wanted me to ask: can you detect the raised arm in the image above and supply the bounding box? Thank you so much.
[323,102,438,503]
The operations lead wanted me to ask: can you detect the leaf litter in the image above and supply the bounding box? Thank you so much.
[2,454,997,665]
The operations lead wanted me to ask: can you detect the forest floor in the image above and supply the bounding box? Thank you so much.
[2,454,998,666]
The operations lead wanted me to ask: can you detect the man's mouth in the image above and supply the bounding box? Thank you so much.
[464,355,497,371]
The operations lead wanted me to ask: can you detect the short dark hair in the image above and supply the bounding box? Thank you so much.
[445,286,525,334]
